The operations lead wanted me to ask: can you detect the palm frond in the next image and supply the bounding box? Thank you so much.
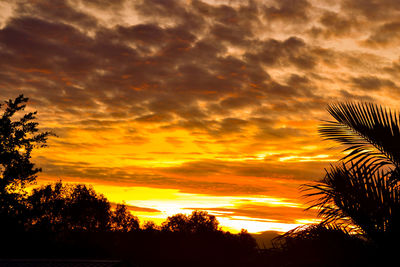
[303,162,400,242]
[319,103,400,175]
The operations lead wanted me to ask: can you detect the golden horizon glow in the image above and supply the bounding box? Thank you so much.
[32,179,318,233]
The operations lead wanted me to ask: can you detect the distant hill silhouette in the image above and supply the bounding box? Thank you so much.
[252,230,280,249]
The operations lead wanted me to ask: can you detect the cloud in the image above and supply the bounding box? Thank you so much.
[203,203,316,224]
[110,202,161,213]
[309,11,358,39]
[36,157,275,196]
[3,0,400,228]
[0,0,325,132]
[245,37,316,70]
[351,75,397,91]
[363,21,400,47]
[341,0,400,21]
[16,0,99,29]
[263,0,311,22]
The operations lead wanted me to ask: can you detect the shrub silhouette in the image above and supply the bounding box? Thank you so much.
[269,224,369,267]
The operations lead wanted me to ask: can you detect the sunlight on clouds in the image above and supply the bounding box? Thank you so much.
[241,196,301,208]
[295,218,321,225]
[279,154,331,162]
[219,217,303,234]
[85,184,308,233]
[0,2,15,29]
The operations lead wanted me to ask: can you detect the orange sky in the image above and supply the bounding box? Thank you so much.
[1,0,400,233]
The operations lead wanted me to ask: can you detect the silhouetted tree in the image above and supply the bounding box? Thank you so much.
[111,204,140,232]
[27,182,69,232]
[304,103,400,246]
[0,95,52,194]
[162,213,190,232]
[29,182,111,232]
[161,210,219,233]
[237,229,258,250]
[0,95,52,230]
[142,220,160,232]
[68,184,111,231]
[189,210,220,233]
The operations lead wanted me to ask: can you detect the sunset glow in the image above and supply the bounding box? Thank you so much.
[2,0,400,233]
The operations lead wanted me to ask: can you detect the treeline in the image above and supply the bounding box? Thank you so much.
[0,181,258,267]
[1,181,379,267]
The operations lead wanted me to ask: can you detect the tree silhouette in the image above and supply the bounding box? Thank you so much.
[68,184,111,231]
[27,182,69,232]
[142,220,160,231]
[0,95,52,230]
[304,103,400,245]
[161,210,219,233]
[111,203,140,232]
[28,181,143,233]
[0,95,52,194]
[29,182,111,232]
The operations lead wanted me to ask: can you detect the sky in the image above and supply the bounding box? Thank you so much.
[1,0,400,234]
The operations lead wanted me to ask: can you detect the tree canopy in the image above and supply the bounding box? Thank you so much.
[161,210,220,233]
[0,95,52,195]
[28,182,118,232]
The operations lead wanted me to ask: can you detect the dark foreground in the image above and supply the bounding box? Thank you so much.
[1,224,397,267]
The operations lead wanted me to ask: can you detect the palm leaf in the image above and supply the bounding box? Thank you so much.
[319,103,400,176]
[303,162,400,243]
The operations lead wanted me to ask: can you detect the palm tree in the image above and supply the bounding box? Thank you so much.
[304,102,400,245]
